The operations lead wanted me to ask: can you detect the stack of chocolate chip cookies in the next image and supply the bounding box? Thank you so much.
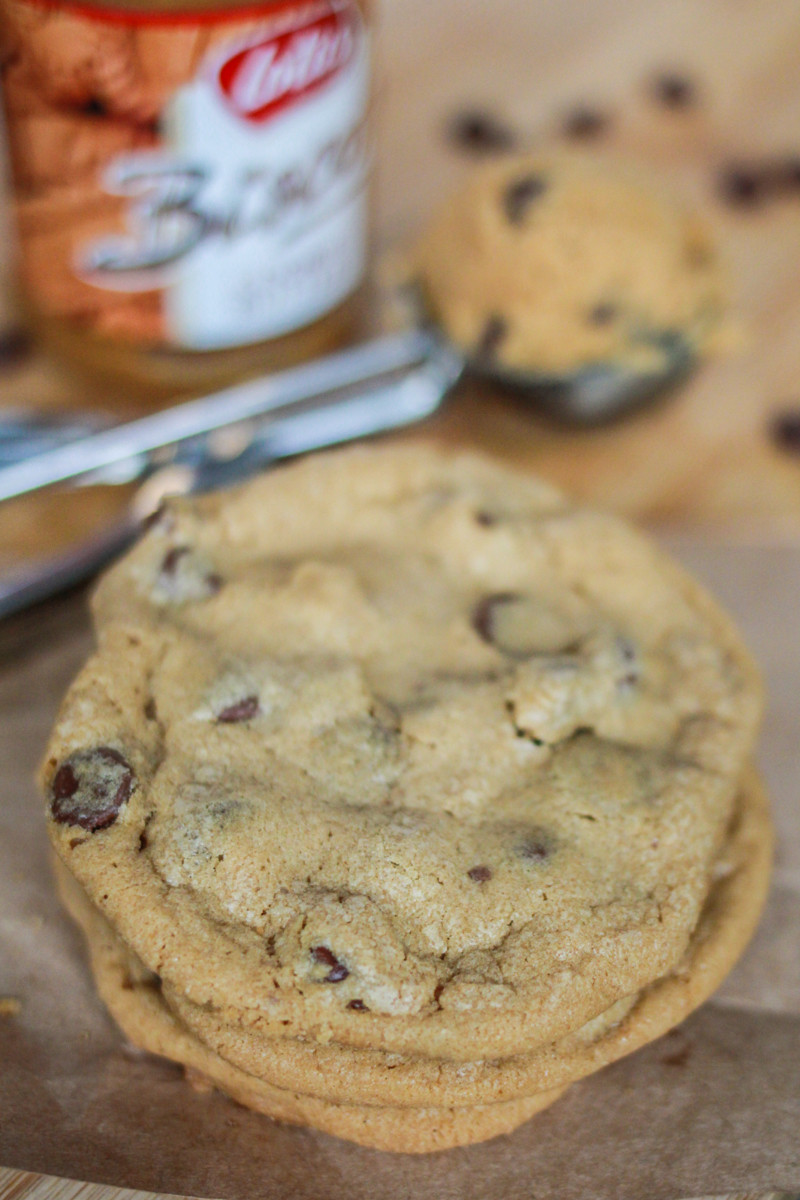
[42,445,771,1152]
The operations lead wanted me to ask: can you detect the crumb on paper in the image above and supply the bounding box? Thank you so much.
[0,996,21,1017]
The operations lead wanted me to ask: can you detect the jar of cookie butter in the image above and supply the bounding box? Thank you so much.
[0,0,372,399]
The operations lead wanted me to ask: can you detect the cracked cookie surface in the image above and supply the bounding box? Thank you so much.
[41,444,763,1063]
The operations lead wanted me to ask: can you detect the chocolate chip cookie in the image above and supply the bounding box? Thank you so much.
[41,444,769,1150]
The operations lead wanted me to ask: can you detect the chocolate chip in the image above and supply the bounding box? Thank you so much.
[503,174,547,224]
[718,165,764,208]
[770,410,800,453]
[347,999,369,1012]
[205,572,224,595]
[467,865,492,883]
[588,302,618,326]
[650,72,697,109]
[475,315,508,362]
[160,546,190,577]
[446,109,516,155]
[519,837,549,861]
[562,106,609,140]
[0,326,31,370]
[144,698,157,722]
[217,695,260,724]
[51,747,135,832]
[475,510,499,527]
[311,946,349,983]
[472,592,519,644]
[138,830,149,851]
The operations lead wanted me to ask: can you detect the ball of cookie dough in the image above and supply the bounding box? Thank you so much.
[414,152,723,379]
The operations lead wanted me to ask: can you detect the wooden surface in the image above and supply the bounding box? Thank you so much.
[2,0,800,575]
[0,1168,792,1200]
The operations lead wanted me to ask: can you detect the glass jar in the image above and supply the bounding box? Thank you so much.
[0,0,372,400]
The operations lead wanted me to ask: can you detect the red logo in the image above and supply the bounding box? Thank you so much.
[217,5,358,123]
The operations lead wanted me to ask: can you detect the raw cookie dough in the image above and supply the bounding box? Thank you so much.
[414,152,723,381]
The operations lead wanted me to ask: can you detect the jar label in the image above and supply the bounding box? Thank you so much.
[0,0,370,348]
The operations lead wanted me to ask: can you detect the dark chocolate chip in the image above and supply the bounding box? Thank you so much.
[503,174,547,224]
[718,165,764,208]
[474,510,499,527]
[160,546,190,577]
[311,946,350,983]
[588,301,618,326]
[217,695,260,724]
[446,109,516,155]
[144,698,157,721]
[519,837,549,861]
[51,747,135,832]
[0,326,32,369]
[347,999,369,1012]
[472,592,519,644]
[475,314,508,361]
[650,72,697,109]
[467,865,492,883]
[562,106,609,140]
[770,410,800,453]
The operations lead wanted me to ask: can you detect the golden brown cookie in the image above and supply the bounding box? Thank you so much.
[40,445,768,1149]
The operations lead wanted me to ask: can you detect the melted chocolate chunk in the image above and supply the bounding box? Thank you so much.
[347,999,369,1012]
[467,865,492,883]
[503,174,547,224]
[51,747,135,832]
[770,410,800,453]
[650,72,697,109]
[446,109,516,155]
[311,946,350,983]
[217,695,260,724]
[562,106,609,140]
[472,592,519,644]
[475,315,508,362]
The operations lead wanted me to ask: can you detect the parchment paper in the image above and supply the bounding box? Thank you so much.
[1,541,799,1200]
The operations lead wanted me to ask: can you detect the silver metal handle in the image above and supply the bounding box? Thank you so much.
[0,328,441,504]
